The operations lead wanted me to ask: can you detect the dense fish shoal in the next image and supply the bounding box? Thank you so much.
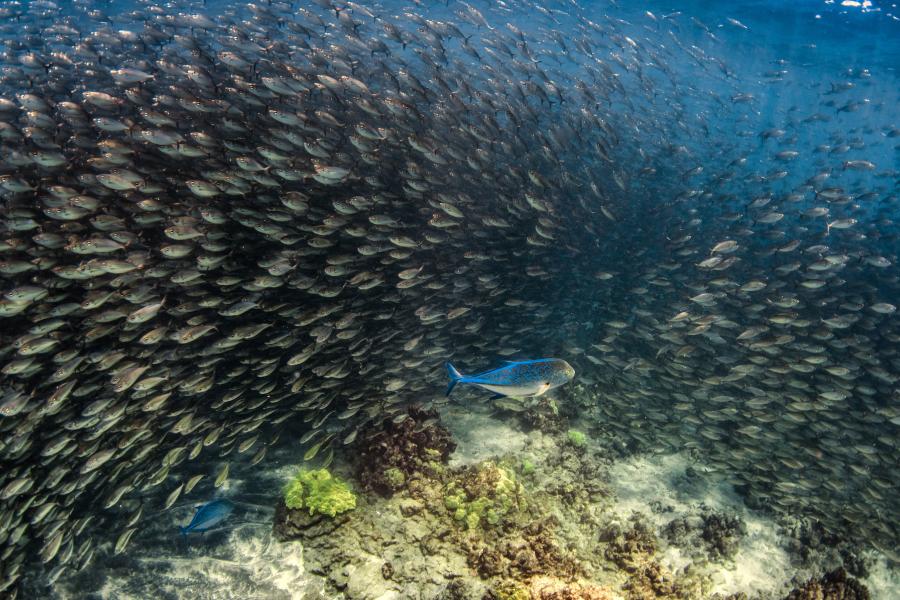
[0,0,897,594]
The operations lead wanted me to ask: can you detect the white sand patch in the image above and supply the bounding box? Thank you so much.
[609,452,900,598]
[59,518,323,599]
[862,553,900,600]
[225,527,314,599]
[439,407,529,466]
[608,452,794,598]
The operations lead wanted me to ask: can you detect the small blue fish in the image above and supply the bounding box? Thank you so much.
[446,358,575,398]
[180,499,234,537]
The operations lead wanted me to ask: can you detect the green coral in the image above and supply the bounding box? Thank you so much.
[284,476,306,509]
[567,429,587,447]
[547,397,559,416]
[383,467,406,489]
[283,468,356,517]
[443,461,523,530]
[521,459,535,475]
[494,580,530,600]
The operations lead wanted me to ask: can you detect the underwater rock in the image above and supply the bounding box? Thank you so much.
[343,556,401,600]
[397,497,426,517]
[490,580,532,600]
[274,499,407,599]
[353,405,456,497]
[272,500,350,542]
[274,464,478,599]
[441,454,590,583]
[433,578,485,600]
[782,568,870,600]
[543,435,612,500]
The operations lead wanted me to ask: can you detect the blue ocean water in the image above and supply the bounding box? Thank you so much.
[0,0,898,598]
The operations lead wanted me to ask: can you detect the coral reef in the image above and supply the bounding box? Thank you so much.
[602,515,658,570]
[275,480,484,599]
[698,510,746,561]
[434,579,484,600]
[601,515,700,599]
[492,580,531,600]
[490,576,620,600]
[663,507,746,561]
[353,404,456,496]
[519,396,569,434]
[781,520,869,579]
[620,560,694,600]
[443,461,524,530]
[272,413,882,600]
[527,576,619,599]
[566,429,587,448]
[274,427,593,597]
[282,468,356,517]
[465,519,582,581]
[782,568,870,600]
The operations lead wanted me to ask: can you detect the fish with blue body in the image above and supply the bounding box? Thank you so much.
[446,358,575,398]
[180,499,234,537]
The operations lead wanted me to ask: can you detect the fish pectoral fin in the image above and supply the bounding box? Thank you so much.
[489,392,506,400]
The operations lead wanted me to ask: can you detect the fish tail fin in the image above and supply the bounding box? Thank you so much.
[180,526,189,539]
[446,362,464,396]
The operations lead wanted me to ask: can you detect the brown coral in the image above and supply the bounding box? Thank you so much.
[529,576,618,600]
[604,518,658,572]
[519,396,569,434]
[602,516,696,600]
[352,404,456,496]
[663,508,746,561]
[783,568,870,600]
[621,560,691,600]
[465,519,582,581]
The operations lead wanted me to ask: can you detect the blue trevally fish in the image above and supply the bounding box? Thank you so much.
[180,499,234,537]
[446,358,575,398]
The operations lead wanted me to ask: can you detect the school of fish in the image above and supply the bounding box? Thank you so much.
[0,0,897,594]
